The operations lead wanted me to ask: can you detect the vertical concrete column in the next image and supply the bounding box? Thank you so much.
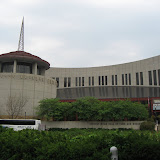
[13,60,17,73]
[32,63,37,75]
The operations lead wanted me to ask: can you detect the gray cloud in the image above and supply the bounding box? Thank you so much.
[0,0,160,67]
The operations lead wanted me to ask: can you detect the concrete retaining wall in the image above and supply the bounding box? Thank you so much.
[42,121,144,130]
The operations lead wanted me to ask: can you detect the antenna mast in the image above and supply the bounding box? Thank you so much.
[18,17,24,51]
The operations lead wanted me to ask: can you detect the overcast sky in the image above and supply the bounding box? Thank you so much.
[0,0,160,68]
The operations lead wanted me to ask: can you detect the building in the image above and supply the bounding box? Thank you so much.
[0,51,57,118]
[0,19,159,117]
[46,55,160,114]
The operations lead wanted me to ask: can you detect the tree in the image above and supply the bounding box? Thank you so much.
[37,98,60,120]
[6,94,28,119]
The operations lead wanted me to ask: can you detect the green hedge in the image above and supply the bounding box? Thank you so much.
[0,127,160,160]
[36,97,148,121]
[140,121,155,131]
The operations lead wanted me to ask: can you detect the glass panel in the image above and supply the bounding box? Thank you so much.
[99,76,101,85]
[105,76,107,85]
[148,71,152,85]
[122,74,124,85]
[79,77,81,86]
[68,77,71,87]
[129,73,131,85]
[82,77,84,86]
[17,62,32,74]
[75,77,78,86]
[115,75,117,85]
[92,77,94,86]
[56,77,59,88]
[158,69,160,86]
[89,77,91,86]
[153,70,157,85]
[64,77,67,87]
[125,74,128,85]
[102,76,104,85]
[112,75,114,85]
[136,72,139,85]
[37,67,41,75]
[140,72,143,85]
[2,62,13,73]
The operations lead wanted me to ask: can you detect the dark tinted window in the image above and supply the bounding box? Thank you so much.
[2,62,14,73]
[92,77,94,86]
[79,77,81,86]
[64,77,67,87]
[112,75,114,85]
[115,75,117,85]
[17,62,32,74]
[0,120,35,125]
[89,77,91,86]
[75,77,78,86]
[56,77,59,88]
[148,71,152,85]
[105,76,107,85]
[140,72,143,85]
[153,70,157,85]
[102,76,104,85]
[99,76,101,85]
[136,72,139,85]
[82,77,84,86]
[125,74,128,85]
[122,74,124,85]
[68,77,71,87]
[129,73,131,85]
[158,69,160,86]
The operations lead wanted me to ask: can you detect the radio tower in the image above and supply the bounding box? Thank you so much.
[18,17,24,51]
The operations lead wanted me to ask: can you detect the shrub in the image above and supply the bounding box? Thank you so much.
[140,121,155,131]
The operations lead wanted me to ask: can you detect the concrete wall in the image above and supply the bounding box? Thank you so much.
[46,55,160,88]
[42,121,144,130]
[0,73,57,117]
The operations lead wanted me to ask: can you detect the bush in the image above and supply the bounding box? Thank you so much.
[37,98,149,121]
[140,121,155,131]
[1,129,160,159]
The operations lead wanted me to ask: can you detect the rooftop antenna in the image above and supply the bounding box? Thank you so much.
[18,17,24,51]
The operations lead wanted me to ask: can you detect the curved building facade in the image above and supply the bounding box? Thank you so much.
[0,51,57,118]
[46,55,160,112]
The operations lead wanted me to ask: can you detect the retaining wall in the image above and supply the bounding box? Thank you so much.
[42,121,144,130]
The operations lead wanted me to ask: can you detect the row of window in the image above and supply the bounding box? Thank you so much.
[148,69,160,86]
[1,62,42,75]
[122,73,131,85]
[53,70,160,88]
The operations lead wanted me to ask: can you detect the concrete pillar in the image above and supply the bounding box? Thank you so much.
[32,63,37,75]
[13,60,17,73]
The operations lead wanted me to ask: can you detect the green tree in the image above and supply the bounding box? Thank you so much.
[37,98,60,120]
[71,97,100,121]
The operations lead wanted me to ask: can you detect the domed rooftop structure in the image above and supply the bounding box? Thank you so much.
[0,51,50,70]
[0,51,50,75]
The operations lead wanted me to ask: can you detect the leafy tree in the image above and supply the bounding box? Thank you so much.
[37,97,148,121]
[37,98,60,120]
[71,97,100,121]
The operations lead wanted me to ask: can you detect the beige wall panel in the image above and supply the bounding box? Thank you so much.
[46,55,160,89]
[0,73,57,117]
